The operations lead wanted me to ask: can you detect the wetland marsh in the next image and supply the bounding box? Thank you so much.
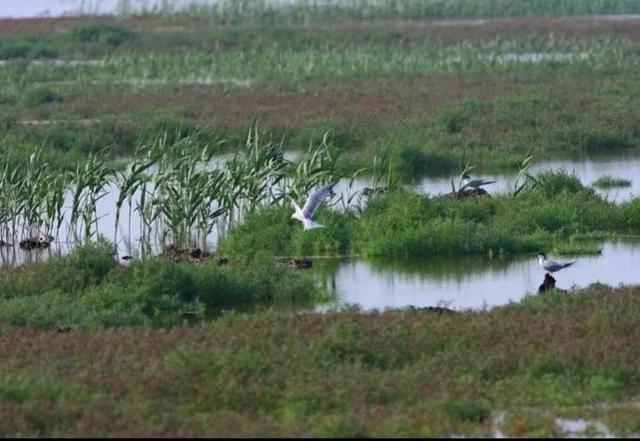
[3,1,640,437]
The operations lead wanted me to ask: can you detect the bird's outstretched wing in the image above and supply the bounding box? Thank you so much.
[460,178,495,191]
[302,182,337,219]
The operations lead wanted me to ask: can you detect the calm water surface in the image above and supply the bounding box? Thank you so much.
[330,154,640,203]
[311,241,640,311]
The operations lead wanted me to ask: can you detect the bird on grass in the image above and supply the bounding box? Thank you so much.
[291,182,337,230]
[460,173,496,191]
[537,252,576,274]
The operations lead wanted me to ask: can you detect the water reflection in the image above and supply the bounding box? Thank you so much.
[312,241,640,311]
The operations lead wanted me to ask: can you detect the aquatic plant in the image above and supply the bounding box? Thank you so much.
[513,155,537,198]
[592,175,632,189]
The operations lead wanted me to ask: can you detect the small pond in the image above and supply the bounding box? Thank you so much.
[311,241,640,311]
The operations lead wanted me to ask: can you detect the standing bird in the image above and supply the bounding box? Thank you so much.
[537,252,575,273]
[291,182,337,230]
[460,173,496,191]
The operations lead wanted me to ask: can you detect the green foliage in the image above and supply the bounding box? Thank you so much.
[68,24,137,47]
[621,199,640,229]
[291,210,354,257]
[590,374,624,397]
[0,35,58,59]
[584,134,633,153]
[24,87,63,106]
[221,173,639,259]
[396,148,457,178]
[218,205,294,259]
[439,100,489,134]
[443,401,491,423]
[0,241,116,299]
[0,242,324,328]
[130,260,199,319]
[592,175,632,189]
[533,170,590,198]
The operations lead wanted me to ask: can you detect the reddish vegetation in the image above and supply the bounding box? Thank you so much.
[331,16,640,43]
[3,15,640,41]
[1,285,640,436]
[32,72,529,130]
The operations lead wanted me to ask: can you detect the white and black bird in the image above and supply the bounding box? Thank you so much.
[460,173,496,191]
[537,252,575,273]
[291,182,337,230]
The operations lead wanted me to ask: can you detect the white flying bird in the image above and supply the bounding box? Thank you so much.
[461,173,496,191]
[291,182,337,230]
[537,253,575,273]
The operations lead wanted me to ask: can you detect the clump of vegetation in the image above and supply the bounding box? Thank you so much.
[67,24,137,47]
[24,87,63,106]
[0,242,326,328]
[592,175,632,189]
[0,35,58,59]
[0,127,358,253]
[221,170,633,259]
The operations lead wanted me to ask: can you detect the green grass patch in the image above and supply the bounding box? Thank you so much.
[221,171,636,259]
[0,242,328,328]
[592,175,632,189]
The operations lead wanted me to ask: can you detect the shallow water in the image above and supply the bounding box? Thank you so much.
[556,417,614,437]
[311,241,640,311]
[420,155,640,202]
[334,154,640,203]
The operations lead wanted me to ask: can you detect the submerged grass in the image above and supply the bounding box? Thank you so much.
[592,175,632,189]
[1,283,640,436]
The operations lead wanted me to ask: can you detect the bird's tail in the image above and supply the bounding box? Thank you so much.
[303,219,326,230]
[563,261,576,269]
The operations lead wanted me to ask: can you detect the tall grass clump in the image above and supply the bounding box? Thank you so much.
[0,240,116,300]
[0,240,326,328]
[0,124,361,255]
[352,190,540,257]
[67,24,137,47]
